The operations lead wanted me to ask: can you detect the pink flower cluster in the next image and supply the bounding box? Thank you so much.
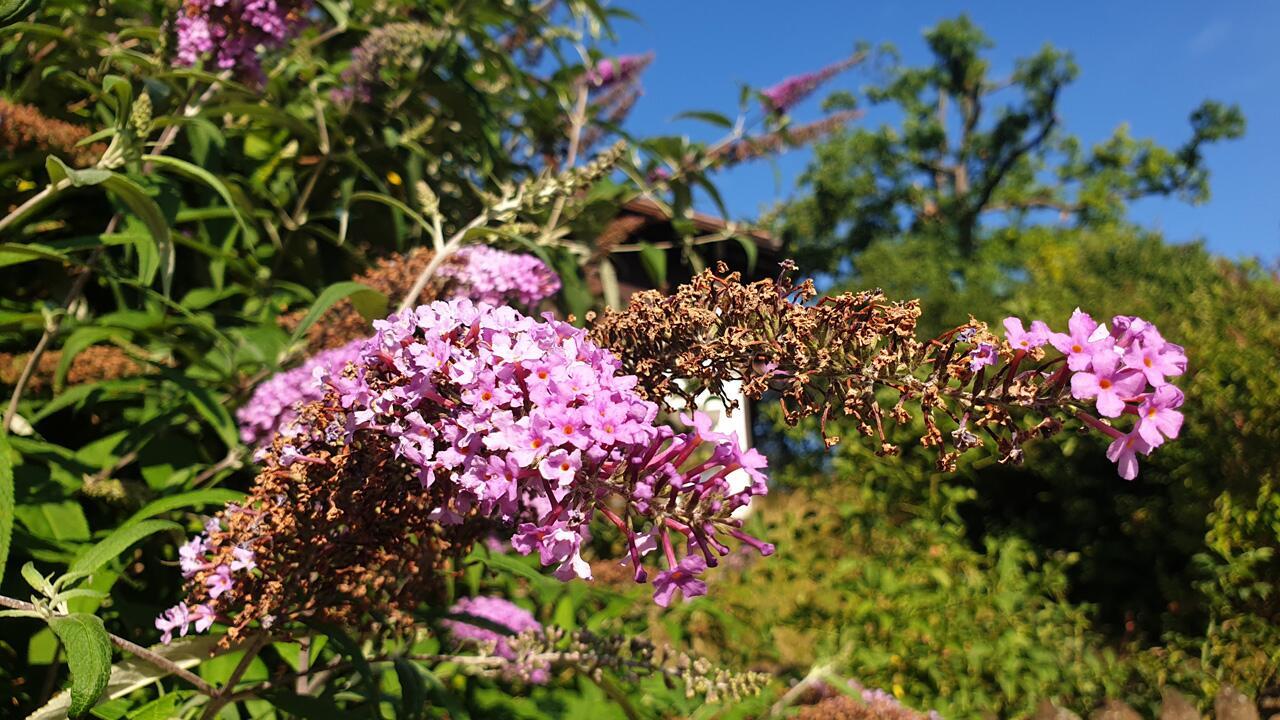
[237,249,558,447]
[760,54,862,115]
[174,0,310,82]
[236,339,364,447]
[156,514,257,643]
[443,596,544,677]
[586,53,653,90]
[317,300,770,606]
[989,310,1187,480]
[438,246,562,308]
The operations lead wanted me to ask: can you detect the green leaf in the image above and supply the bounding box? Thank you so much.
[100,75,133,116]
[477,552,561,594]
[48,613,112,717]
[260,689,344,719]
[308,622,380,710]
[394,658,427,720]
[0,432,13,586]
[45,156,111,188]
[161,373,238,449]
[122,489,244,528]
[637,242,667,288]
[15,501,90,542]
[734,234,759,273]
[141,155,255,240]
[0,0,43,27]
[69,519,179,576]
[673,110,735,128]
[348,191,432,232]
[29,635,231,720]
[120,693,186,720]
[288,281,388,346]
[99,175,174,296]
[21,561,51,595]
[547,253,592,325]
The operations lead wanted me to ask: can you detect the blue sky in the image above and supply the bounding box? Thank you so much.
[604,1,1280,259]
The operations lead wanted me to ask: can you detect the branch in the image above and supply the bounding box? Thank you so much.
[2,240,107,433]
[0,594,216,695]
[959,84,1061,251]
[396,211,490,312]
[542,83,590,237]
[199,634,266,719]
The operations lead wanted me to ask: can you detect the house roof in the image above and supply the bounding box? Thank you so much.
[616,197,780,251]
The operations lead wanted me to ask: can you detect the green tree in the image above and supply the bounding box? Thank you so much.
[780,15,1243,326]
[771,14,1278,691]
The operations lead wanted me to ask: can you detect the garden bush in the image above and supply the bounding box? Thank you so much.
[0,3,1272,720]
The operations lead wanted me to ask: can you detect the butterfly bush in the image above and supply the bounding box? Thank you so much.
[760,53,864,115]
[174,0,311,81]
[160,299,770,642]
[993,310,1187,479]
[236,338,365,447]
[237,247,558,447]
[437,245,562,308]
[586,53,653,90]
[334,300,769,601]
[443,596,549,683]
[155,514,254,643]
[589,263,1190,481]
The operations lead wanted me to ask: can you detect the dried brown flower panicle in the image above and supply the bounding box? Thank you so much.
[0,344,154,392]
[189,399,484,643]
[0,98,108,168]
[589,262,1075,471]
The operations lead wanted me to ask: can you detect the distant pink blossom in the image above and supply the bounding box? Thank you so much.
[587,53,653,89]
[760,53,863,114]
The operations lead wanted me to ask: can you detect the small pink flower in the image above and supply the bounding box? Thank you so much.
[1106,428,1153,481]
[1003,317,1051,351]
[189,603,217,633]
[538,449,581,487]
[1049,308,1103,371]
[653,554,708,607]
[969,342,998,370]
[1123,339,1186,387]
[204,565,234,599]
[1135,385,1184,447]
[1070,351,1146,418]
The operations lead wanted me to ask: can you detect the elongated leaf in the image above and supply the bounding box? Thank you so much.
[0,432,12,586]
[47,613,112,716]
[288,281,387,346]
[348,191,432,232]
[69,519,179,576]
[308,622,380,709]
[142,155,254,239]
[394,658,427,720]
[159,372,237,449]
[28,635,231,720]
[45,156,111,188]
[477,552,561,594]
[734,234,759,273]
[122,489,244,528]
[637,242,667,288]
[672,110,735,128]
[98,175,173,296]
